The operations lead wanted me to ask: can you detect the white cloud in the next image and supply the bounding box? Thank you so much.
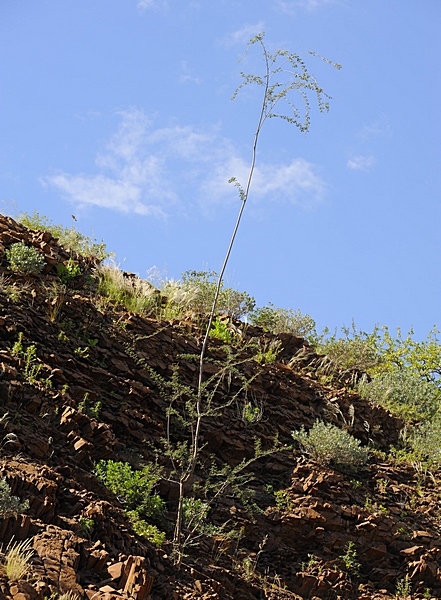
[358,114,392,141]
[44,108,327,218]
[179,61,202,85]
[137,0,167,12]
[274,0,338,15]
[223,22,265,47]
[201,155,326,216]
[347,155,377,172]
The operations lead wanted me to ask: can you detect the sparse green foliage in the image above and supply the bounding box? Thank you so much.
[339,541,360,578]
[357,370,441,422]
[267,487,292,511]
[241,401,262,425]
[374,325,441,384]
[292,420,369,472]
[94,459,165,519]
[57,258,81,284]
[6,242,45,274]
[232,32,341,133]
[11,333,43,384]
[0,477,29,518]
[396,574,412,599]
[313,323,381,375]
[176,270,255,320]
[125,511,165,547]
[253,338,282,365]
[250,303,316,337]
[78,517,94,537]
[209,317,238,344]
[78,393,101,419]
[95,263,160,315]
[17,211,112,260]
[406,418,441,466]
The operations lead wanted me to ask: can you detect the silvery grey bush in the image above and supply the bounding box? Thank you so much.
[292,420,369,472]
[0,477,29,518]
[6,242,45,274]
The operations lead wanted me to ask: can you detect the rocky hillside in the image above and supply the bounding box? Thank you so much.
[0,214,440,600]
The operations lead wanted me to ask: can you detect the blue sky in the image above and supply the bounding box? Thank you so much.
[1,1,439,338]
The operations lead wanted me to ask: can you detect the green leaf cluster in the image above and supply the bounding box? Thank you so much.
[94,459,165,519]
[6,242,45,275]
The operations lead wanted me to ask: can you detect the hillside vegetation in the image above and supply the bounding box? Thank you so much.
[0,212,440,600]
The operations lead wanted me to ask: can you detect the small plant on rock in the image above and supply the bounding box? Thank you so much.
[0,477,29,518]
[292,420,369,473]
[57,258,81,284]
[339,540,360,578]
[209,317,239,344]
[396,574,412,599]
[6,242,45,274]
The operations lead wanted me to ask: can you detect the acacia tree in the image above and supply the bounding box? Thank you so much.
[172,32,341,558]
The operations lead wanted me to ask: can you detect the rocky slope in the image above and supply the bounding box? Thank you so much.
[0,214,440,600]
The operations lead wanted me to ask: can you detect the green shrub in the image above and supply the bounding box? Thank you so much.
[209,317,238,344]
[407,418,441,466]
[339,541,360,578]
[253,338,282,365]
[357,370,441,422]
[292,420,369,472]
[94,459,165,519]
[172,270,255,320]
[250,303,315,337]
[0,477,29,518]
[5,242,45,274]
[95,264,160,315]
[125,510,165,547]
[57,258,82,284]
[313,324,381,376]
[17,211,112,260]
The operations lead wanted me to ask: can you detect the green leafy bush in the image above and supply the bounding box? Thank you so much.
[0,477,29,518]
[57,258,82,284]
[292,420,369,472]
[17,211,112,260]
[406,418,441,465]
[357,370,441,422]
[209,317,238,344]
[94,459,165,519]
[5,242,45,274]
[125,510,166,547]
[250,303,315,337]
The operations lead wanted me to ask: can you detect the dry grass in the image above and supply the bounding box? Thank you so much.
[1,537,34,580]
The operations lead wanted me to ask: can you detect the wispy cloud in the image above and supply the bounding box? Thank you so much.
[203,155,326,214]
[223,22,265,47]
[137,0,168,12]
[358,114,392,141]
[179,61,202,85]
[44,108,327,218]
[274,0,338,16]
[347,154,376,172]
